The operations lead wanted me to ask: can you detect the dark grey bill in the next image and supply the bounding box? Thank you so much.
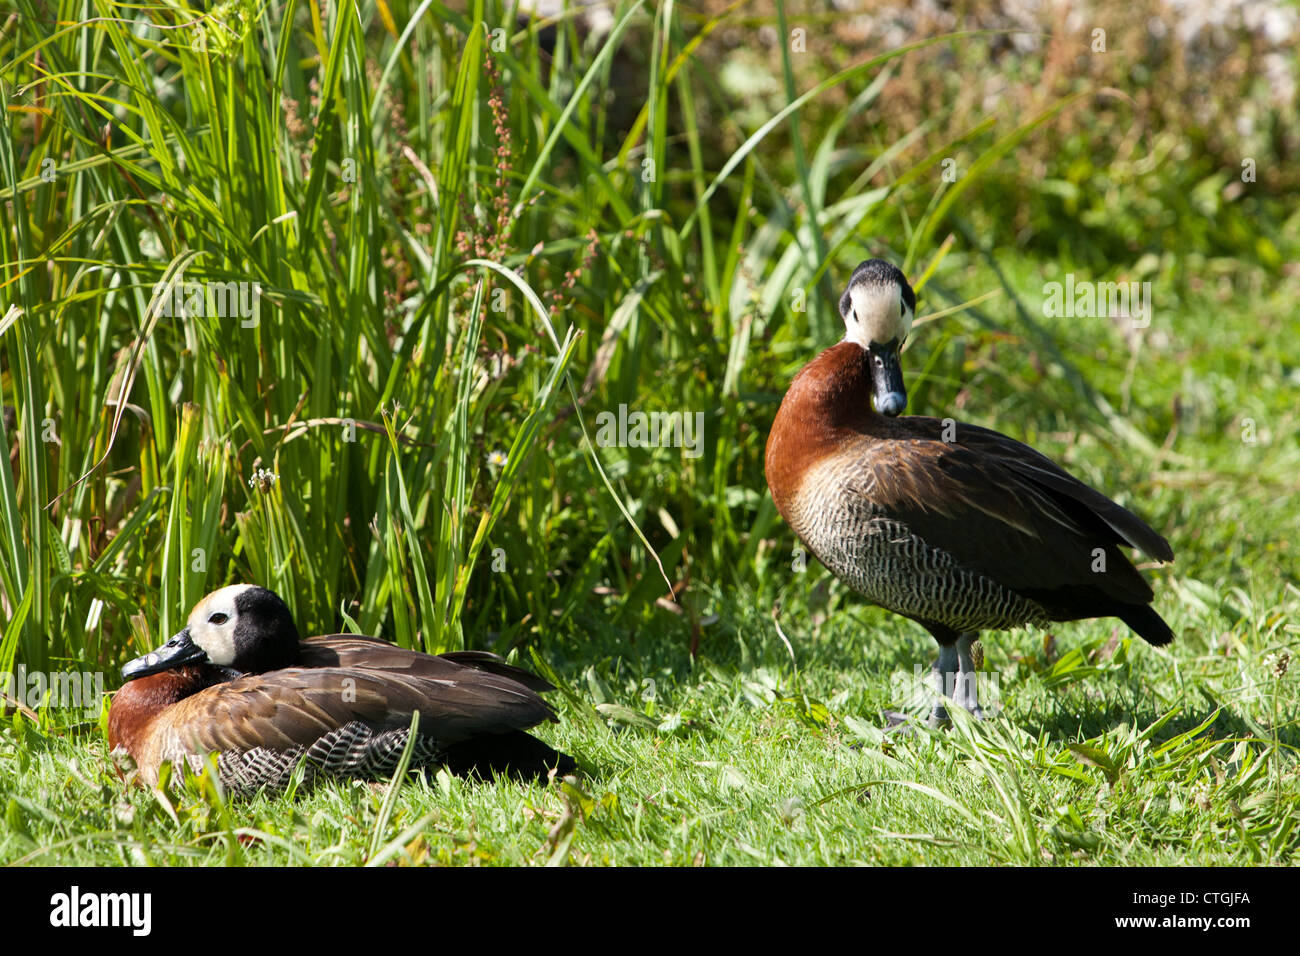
[121,626,209,681]
[868,341,907,417]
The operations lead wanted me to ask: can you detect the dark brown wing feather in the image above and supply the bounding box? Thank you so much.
[168,661,556,756]
[297,637,556,692]
[436,650,558,693]
[936,419,1174,562]
[857,417,1171,607]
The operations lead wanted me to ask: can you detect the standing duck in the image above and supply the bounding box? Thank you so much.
[108,584,575,795]
[765,260,1174,723]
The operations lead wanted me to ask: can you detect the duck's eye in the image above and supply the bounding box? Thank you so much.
[208,612,229,625]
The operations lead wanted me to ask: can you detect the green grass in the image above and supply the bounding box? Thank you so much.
[6,567,1299,865]
[1,0,1297,865]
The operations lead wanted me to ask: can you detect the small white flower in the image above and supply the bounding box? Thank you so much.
[1265,652,1291,679]
[248,468,279,492]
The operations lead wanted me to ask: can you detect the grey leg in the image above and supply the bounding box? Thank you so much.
[953,632,986,718]
[927,643,959,727]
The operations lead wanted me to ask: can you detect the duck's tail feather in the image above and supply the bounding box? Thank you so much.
[1117,603,1175,646]
[440,731,576,781]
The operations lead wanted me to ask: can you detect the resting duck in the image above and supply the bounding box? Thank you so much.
[108,585,575,795]
[765,259,1174,723]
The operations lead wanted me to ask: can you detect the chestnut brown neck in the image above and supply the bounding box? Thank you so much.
[107,666,226,756]
[765,342,886,509]
[791,341,879,423]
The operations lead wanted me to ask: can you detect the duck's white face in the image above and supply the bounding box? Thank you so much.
[842,280,913,350]
[185,583,254,666]
[836,261,915,417]
[122,583,301,682]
